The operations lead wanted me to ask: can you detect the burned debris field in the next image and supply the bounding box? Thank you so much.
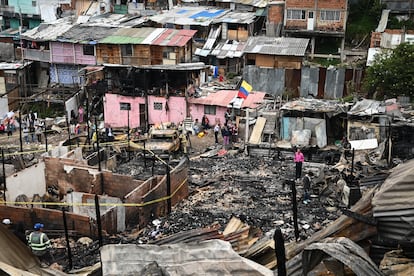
[133,153,343,243]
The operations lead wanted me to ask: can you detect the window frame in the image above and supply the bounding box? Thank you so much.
[83,45,94,56]
[319,10,341,22]
[204,105,216,115]
[286,9,306,20]
[153,102,163,110]
[121,44,133,57]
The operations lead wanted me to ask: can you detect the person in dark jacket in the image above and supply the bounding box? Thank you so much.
[302,173,312,204]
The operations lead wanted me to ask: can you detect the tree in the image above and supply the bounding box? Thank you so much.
[363,43,414,100]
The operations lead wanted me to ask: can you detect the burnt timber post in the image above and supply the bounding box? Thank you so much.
[291,179,299,240]
[2,149,6,202]
[273,227,286,276]
[94,194,103,247]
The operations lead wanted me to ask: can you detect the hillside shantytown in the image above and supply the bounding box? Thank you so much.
[0,0,413,275]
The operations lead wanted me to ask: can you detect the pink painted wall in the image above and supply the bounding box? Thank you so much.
[104,93,187,128]
[51,42,96,65]
[189,104,227,125]
[104,94,145,128]
[148,96,187,126]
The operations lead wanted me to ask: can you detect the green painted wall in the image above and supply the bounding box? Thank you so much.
[29,18,41,29]
[114,4,128,14]
[9,0,39,15]
[10,18,20,29]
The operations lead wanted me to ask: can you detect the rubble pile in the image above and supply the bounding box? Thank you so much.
[133,152,345,244]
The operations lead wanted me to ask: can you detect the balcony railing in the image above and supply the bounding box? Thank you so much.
[21,48,51,62]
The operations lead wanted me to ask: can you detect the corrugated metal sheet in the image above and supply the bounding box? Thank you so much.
[210,40,246,59]
[21,20,73,41]
[373,158,414,213]
[213,11,256,24]
[348,99,383,116]
[56,25,117,43]
[216,0,270,8]
[300,67,319,97]
[151,29,197,47]
[372,159,414,242]
[189,89,265,108]
[100,27,154,44]
[375,10,390,32]
[324,67,345,99]
[281,98,347,114]
[150,7,229,27]
[243,66,285,96]
[204,26,222,50]
[303,237,383,276]
[243,36,309,56]
[98,28,196,46]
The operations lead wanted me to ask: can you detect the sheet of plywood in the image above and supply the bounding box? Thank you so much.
[249,117,266,144]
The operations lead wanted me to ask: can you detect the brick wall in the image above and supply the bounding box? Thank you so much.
[285,0,347,32]
[371,32,381,48]
[0,205,97,237]
[268,4,284,24]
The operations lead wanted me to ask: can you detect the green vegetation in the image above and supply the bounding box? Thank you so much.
[313,57,341,67]
[387,17,414,30]
[28,102,65,118]
[346,0,385,46]
[362,43,414,100]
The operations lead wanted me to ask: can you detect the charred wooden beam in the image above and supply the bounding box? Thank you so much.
[342,209,377,226]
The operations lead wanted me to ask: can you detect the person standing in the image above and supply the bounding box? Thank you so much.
[302,173,312,204]
[27,223,52,266]
[224,109,231,124]
[294,148,304,180]
[179,131,188,154]
[214,123,220,144]
[23,125,29,144]
[78,106,84,124]
[201,115,210,130]
[221,123,230,148]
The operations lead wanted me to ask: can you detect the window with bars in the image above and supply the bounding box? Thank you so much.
[320,10,341,21]
[287,9,306,20]
[204,105,216,115]
[154,102,163,110]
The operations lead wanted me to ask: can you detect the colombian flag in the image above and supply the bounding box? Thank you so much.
[238,80,252,99]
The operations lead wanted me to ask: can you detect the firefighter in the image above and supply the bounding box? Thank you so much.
[179,131,188,154]
[27,223,53,266]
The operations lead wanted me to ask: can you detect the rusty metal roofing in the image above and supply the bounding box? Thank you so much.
[189,90,265,108]
[210,40,247,59]
[243,36,309,56]
[151,29,197,47]
[99,27,196,46]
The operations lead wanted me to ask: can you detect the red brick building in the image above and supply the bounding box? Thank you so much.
[268,0,348,60]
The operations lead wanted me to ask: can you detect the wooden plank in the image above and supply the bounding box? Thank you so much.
[249,117,266,144]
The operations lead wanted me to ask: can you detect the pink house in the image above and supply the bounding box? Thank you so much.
[189,90,266,125]
[51,42,96,65]
[104,90,265,130]
[104,93,187,129]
